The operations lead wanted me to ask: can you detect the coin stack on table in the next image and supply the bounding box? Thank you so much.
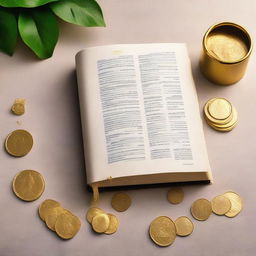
[204,98,238,132]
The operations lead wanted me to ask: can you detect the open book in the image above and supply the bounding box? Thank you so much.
[76,43,212,189]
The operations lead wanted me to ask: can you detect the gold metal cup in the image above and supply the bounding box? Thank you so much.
[200,22,252,85]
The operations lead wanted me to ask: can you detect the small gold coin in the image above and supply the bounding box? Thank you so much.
[11,98,26,115]
[111,192,131,212]
[12,170,45,201]
[167,187,184,204]
[86,207,105,223]
[208,98,232,120]
[91,213,110,233]
[223,191,243,217]
[191,198,212,221]
[204,99,233,125]
[55,211,81,239]
[5,129,33,157]
[149,216,176,247]
[45,206,64,231]
[104,213,119,235]
[174,216,194,237]
[211,195,231,215]
[39,199,61,221]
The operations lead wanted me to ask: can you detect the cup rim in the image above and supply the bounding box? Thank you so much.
[203,22,253,64]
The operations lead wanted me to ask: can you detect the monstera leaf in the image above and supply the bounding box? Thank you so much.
[0,7,17,55]
[18,8,59,59]
[0,0,105,59]
[0,0,59,8]
[50,0,105,27]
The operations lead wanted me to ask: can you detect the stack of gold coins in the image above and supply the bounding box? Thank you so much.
[86,207,119,235]
[203,98,238,132]
[39,199,81,239]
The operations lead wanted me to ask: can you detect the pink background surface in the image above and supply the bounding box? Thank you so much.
[1,0,256,255]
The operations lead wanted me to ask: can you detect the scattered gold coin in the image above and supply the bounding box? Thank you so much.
[167,187,184,204]
[12,170,45,201]
[104,213,119,235]
[191,198,212,221]
[149,216,176,247]
[111,192,131,212]
[39,199,61,221]
[11,98,26,115]
[211,195,231,215]
[45,206,64,231]
[174,216,194,237]
[5,129,33,157]
[39,200,81,239]
[86,207,105,224]
[223,191,243,217]
[55,211,81,239]
[91,213,110,233]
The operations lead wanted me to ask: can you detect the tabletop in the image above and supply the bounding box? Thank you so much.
[1,0,256,255]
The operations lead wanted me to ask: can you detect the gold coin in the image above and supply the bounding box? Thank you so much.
[207,107,238,128]
[5,129,33,157]
[86,207,105,223]
[91,213,110,233]
[204,99,233,125]
[223,191,243,217]
[12,170,45,201]
[174,216,194,237]
[208,98,232,120]
[149,216,176,247]
[206,119,237,132]
[55,211,81,239]
[211,195,231,215]
[111,192,131,212]
[167,187,184,204]
[11,98,26,115]
[45,206,64,231]
[191,198,212,221]
[104,213,119,235]
[39,199,61,221]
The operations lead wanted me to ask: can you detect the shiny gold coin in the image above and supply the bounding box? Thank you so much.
[39,199,61,221]
[11,98,26,115]
[206,119,237,132]
[191,198,212,221]
[5,129,33,157]
[204,99,233,125]
[149,216,176,247]
[111,192,131,212]
[104,213,119,235]
[207,107,238,128]
[86,207,105,223]
[174,216,194,237]
[208,98,232,120]
[45,206,64,231]
[167,187,184,204]
[223,191,243,217]
[211,195,231,215]
[12,170,45,201]
[91,213,110,233]
[55,211,81,239]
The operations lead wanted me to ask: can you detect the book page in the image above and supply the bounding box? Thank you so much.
[76,44,211,184]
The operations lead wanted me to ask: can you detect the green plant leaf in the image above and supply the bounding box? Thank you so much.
[0,7,17,55]
[0,0,59,8]
[18,7,59,59]
[50,0,105,27]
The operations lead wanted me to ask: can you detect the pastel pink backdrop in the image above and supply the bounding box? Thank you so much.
[1,1,255,255]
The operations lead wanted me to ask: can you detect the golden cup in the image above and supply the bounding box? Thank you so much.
[200,22,252,85]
